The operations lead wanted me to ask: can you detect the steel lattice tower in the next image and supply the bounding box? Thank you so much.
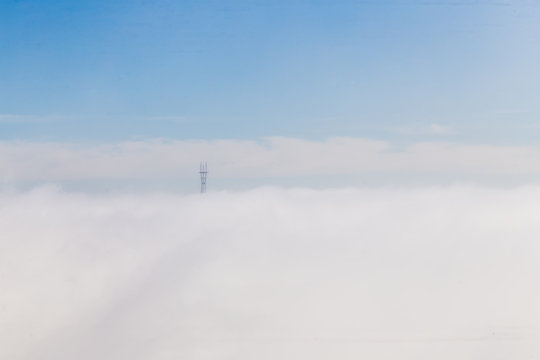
[199,161,208,193]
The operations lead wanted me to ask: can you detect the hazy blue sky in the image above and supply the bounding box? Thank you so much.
[1,0,539,143]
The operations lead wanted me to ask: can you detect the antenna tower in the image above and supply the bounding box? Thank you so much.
[199,161,208,193]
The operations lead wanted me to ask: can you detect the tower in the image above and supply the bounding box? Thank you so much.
[199,161,208,193]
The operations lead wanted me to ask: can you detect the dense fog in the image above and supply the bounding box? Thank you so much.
[2,186,540,359]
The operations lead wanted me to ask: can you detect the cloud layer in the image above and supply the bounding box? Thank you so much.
[2,138,540,188]
[2,186,540,359]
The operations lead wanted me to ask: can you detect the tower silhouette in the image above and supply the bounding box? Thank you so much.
[199,161,208,193]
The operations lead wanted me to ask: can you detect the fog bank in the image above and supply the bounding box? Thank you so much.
[3,138,540,188]
[1,186,540,359]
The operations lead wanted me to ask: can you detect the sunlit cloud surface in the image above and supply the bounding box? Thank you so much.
[2,186,540,359]
[2,138,540,188]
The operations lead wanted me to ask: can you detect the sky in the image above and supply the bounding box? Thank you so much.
[2,0,540,189]
[3,186,540,359]
[1,0,539,144]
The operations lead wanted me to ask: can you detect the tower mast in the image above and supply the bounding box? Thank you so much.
[199,161,208,193]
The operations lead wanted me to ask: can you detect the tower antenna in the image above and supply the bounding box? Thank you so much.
[199,161,208,193]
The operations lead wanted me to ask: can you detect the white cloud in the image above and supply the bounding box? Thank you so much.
[427,123,454,134]
[0,137,539,187]
[397,123,454,135]
[1,186,540,359]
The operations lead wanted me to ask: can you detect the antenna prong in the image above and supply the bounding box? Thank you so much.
[199,161,208,193]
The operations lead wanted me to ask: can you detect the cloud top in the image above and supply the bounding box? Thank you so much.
[1,137,540,188]
[2,186,540,359]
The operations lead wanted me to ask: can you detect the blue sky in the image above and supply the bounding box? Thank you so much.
[1,0,539,143]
